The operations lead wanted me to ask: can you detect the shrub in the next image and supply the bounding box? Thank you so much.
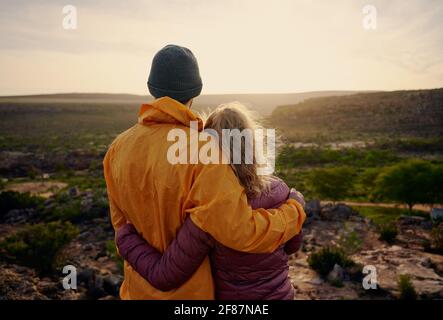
[0,191,43,220]
[430,225,443,253]
[397,274,417,300]
[308,167,355,203]
[378,223,398,244]
[308,246,354,277]
[43,191,109,222]
[106,240,124,273]
[0,221,79,274]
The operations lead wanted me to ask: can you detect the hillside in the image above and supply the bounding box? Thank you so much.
[0,91,358,116]
[269,88,443,142]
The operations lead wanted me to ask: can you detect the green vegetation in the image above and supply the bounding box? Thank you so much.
[0,101,137,152]
[42,190,109,223]
[338,227,363,255]
[0,221,79,274]
[378,223,398,244]
[308,167,355,203]
[397,275,418,300]
[429,225,443,254]
[374,159,443,211]
[0,191,44,220]
[277,146,399,168]
[308,246,354,277]
[353,206,427,226]
[106,240,124,273]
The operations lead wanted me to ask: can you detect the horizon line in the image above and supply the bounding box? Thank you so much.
[1,86,443,98]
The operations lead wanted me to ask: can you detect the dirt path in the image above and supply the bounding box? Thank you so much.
[320,201,435,213]
[6,181,68,198]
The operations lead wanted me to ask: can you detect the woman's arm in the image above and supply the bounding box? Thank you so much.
[284,231,303,255]
[116,217,214,292]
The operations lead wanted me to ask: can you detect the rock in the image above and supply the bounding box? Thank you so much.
[77,268,95,284]
[421,221,434,230]
[77,231,92,241]
[68,187,79,197]
[431,208,443,221]
[327,264,345,283]
[419,257,432,268]
[83,244,93,251]
[103,275,123,296]
[305,200,321,217]
[3,208,36,224]
[0,265,48,300]
[78,268,106,299]
[320,204,353,221]
[398,215,425,225]
[37,279,59,297]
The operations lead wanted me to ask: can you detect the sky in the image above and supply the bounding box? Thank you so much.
[0,0,442,95]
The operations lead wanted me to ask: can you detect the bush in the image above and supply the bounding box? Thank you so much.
[308,167,355,203]
[43,191,109,222]
[397,274,417,300]
[338,229,363,255]
[429,225,443,253]
[0,191,43,220]
[0,221,79,274]
[378,223,398,244]
[308,246,354,277]
[106,240,124,273]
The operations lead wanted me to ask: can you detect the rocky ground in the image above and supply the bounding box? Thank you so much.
[289,202,443,299]
[1,197,442,300]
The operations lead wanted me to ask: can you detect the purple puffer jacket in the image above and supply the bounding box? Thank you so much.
[116,177,303,300]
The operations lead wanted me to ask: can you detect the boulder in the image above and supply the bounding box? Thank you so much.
[320,204,353,221]
[305,200,321,218]
[327,264,345,283]
[398,215,425,226]
[3,208,37,224]
[431,208,443,221]
[103,275,123,296]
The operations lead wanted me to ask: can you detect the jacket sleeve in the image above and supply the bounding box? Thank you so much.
[186,163,306,254]
[103,145,126,230]
[284,231,303,255]
[116,217,214,292]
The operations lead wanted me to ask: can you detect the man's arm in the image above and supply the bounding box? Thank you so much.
[185,163,306,254]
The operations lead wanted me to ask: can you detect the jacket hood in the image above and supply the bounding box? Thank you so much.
[138,96,203,130]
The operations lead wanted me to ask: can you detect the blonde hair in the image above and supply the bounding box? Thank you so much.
[204,102,270,199]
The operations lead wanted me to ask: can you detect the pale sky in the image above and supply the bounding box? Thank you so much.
[0,0,442,95]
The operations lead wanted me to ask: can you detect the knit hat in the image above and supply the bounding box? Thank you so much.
[147,45,203,103]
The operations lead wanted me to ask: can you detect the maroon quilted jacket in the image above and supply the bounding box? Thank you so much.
[116,178,303,300]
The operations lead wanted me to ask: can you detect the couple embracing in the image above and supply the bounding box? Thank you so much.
[103,44,306,300]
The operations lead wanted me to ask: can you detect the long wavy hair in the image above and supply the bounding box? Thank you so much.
[204,102,270,199]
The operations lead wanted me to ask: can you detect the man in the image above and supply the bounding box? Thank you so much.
[103,44,306,299]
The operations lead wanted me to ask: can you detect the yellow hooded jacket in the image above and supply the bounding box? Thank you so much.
[103,97,306,300]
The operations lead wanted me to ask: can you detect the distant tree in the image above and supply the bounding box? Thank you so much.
[309,167,355,203]
[374,159,438,211]
[429,164,443,207]
[359,167,382,200]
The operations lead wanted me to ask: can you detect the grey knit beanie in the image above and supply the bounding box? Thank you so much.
[147,45,202,103]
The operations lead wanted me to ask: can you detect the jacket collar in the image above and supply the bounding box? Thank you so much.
[138,97,203,130]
